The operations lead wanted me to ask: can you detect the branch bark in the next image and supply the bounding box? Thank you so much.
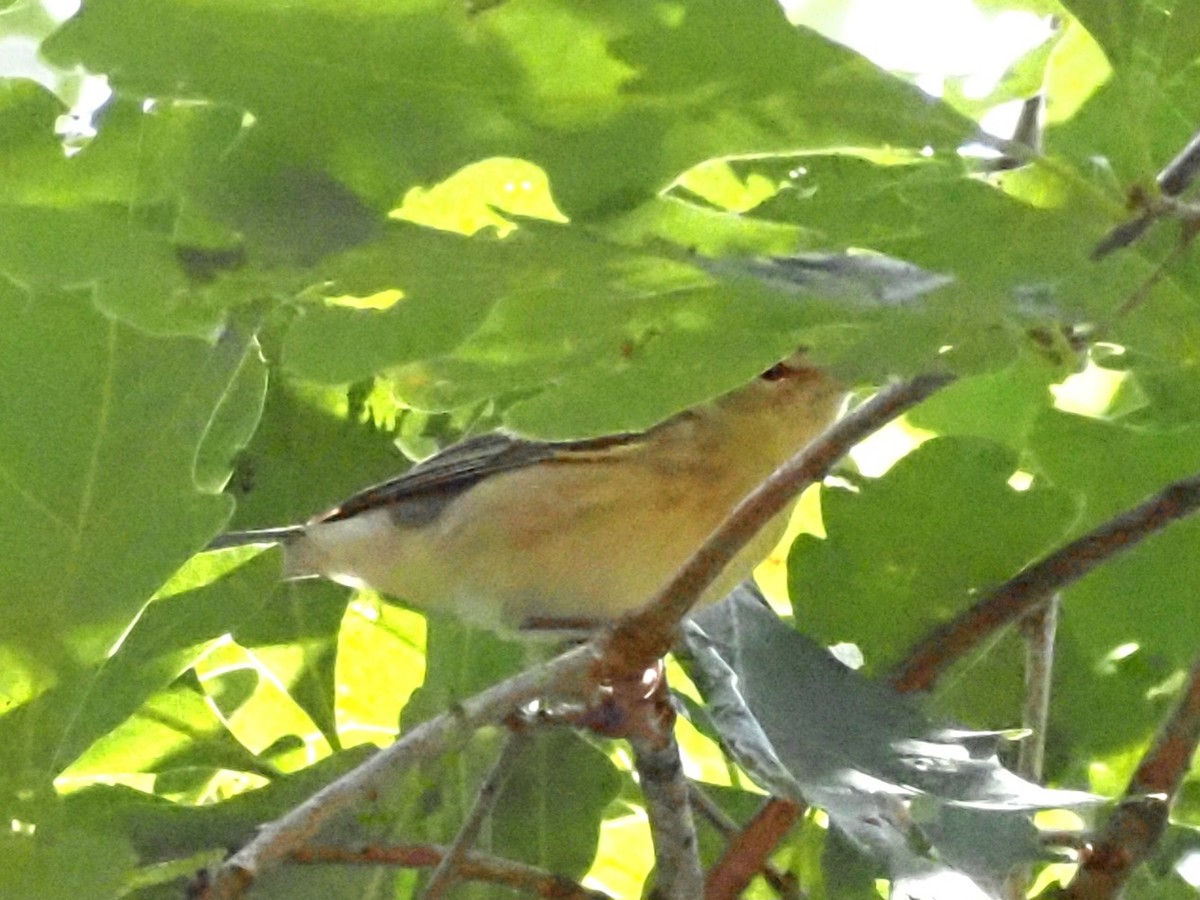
[890,471,1200,693]
[1061,653,1200,899]
[631,722,705,900]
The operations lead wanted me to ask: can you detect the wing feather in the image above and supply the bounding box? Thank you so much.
[314,429,648,524]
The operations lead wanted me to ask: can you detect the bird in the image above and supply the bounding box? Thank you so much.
[209,351,845,632]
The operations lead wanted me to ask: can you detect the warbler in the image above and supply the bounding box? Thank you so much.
[210,353,844,631]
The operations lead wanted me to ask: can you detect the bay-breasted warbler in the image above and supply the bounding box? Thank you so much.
[211,353,844,631]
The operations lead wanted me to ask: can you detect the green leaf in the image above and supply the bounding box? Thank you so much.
[401,617,527,730]
[220,374,410,531]
[1062,0,1200,80]
[0,824,135,900]
[283,221,841,438]
[0,79,68,191]
[490,731,620,877]
[0,552,280,785]
[0,206,224,336]
[1028,411,1200,528]
[789,436,1078,671]
[60,746,375,863]
[64,676,272,789]
[334,594,426,747]
[43,0,973,220]
[228,579,351,750]
[906,355,1061,448]
[0,287,259,675]
[683,590,1088,894]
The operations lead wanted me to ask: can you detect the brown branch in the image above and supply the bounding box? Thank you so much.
[289,843,611,899]
[602,373,956,677]
[889,471,1200,694]
[1061,652,1200,899]
[704,797,803,900]
[690,788,802,899]
[204,643,595,899]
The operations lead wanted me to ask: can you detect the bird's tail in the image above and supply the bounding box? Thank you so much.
[206,526,306,551]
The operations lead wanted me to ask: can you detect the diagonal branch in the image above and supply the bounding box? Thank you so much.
[1060,653,1200,900]
[889,470,1200,694]
[701,795,802,900]
[603,373,956,675]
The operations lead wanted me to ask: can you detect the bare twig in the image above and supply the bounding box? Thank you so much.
[703,796,803,900]
[967,129,1038,168]
[603,374,956,676]
[1092,125,1200,260]
[204,643,595,899]
[290,842,611,899]
[1156,127,1200,197]
[1090,210,1156,261]
[422,731,530,900]
[981,94,1043,173]
[1061,653,1200,899]
[687,783,739,836]
[1002,594,1061,900]
[1110,233,1194,317]
[889,471,1200,694]
[630,685,704,900]
[1017,595,1059,782]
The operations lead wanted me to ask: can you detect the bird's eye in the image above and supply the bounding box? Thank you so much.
[760,361,793,381]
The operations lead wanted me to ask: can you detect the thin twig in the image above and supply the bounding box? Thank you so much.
[889,471,1200,694]
[629,685,704,900]
[422,731,530,900]
[603,374,956,676]
[687,783,739,836]
[1092,126,1200,259]
[1156,127,1200,197]
[1061,652,1200,899]
[1002,594,1060,900]
[1017,595,1059,783]
[1110,233,1193,318]
[979,94,1043,173]
[703,796,804,900]
[967,128,1039,167]
[204,643,595,899]
[290,842,612,899]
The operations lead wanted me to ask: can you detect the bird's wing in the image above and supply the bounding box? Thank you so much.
[313,429,647,524]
